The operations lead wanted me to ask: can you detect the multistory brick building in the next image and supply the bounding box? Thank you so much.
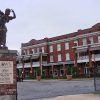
[17,23,100,79]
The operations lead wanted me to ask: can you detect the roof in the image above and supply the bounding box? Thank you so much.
[21,23,100,47]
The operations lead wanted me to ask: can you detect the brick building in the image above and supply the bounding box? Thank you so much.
[17,23,100,79]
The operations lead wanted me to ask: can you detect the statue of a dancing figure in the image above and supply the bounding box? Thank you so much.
[0,8,16,48]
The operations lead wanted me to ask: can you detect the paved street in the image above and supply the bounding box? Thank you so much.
[17,79,95,100]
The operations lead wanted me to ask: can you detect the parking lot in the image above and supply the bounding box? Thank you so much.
[17,79,94,100]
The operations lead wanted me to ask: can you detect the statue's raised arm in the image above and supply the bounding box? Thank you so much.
[5,9,16,22]
[10,9,16,19]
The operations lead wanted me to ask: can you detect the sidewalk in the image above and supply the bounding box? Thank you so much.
[23,78,94,82]
[44,94,100,100]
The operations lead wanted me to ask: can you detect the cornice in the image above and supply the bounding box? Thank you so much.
[22,31,100,50]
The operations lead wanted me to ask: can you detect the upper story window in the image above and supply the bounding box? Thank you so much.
[49,45,53,52]
[57,44,61,51]
[23,50,26,55]
[58,54,61,61]
[27,50,29,55]
[74,41,78,46]
[32,49,35,54]
[89,37,94,44]
[41,47,44,53]
[66,53,70,60]
[98,36,100,43]
[82,38,87,46]
[50,55,53,62]
[37,48,39,53]
[65,42,69,50]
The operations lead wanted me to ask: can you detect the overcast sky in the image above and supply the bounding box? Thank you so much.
[0,0,100,50]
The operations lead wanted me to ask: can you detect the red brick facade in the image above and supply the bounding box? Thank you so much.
[17,23,100,79]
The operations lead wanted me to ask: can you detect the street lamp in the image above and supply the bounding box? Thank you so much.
[39,49,43,76]
[74,43,78,77]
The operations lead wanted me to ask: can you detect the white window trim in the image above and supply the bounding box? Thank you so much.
[82,38,87,46]
[66,53,70,61]
[32,49,35,54]
[50,55,53,62]
[58,54,62,61]
[74,41,78,46]
[98,36,100,43]
[57,44,61,51]
[65,42,69,50]
[23,50,26,55]
[41,47,44,53]
[37,48,39,53]
[89,37,94,44]
[27,50,29,55]
[49,45,53,52]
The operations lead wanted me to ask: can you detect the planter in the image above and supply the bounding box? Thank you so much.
[67,75,72,80]
[36,76,41,81]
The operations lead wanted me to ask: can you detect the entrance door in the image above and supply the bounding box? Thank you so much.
[25,69,30,79]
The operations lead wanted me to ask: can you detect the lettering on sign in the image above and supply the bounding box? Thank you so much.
[0,61,13,84]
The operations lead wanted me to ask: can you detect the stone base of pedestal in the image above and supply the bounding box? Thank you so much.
[0,95,16,100]
[0,49,17,100]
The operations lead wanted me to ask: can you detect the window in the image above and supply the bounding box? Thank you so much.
[58,54,61,61]
[41,47,44,53]
[65,42,69,50]
[54,69,58,76]
[50,55,53,62]
[23,50,26,55]
[66,53,70,60]
[82,38,87,45]
[74,41,78,46]
[32,49,35,54]
[60,69,64,76]
[37,48,39,53]
[49,45,53,52]
[98,36,100,43]
[57,44,61,51]
[27,50,29,55]
[89,37,93,44]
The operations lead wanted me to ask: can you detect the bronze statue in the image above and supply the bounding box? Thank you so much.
[0,8,16,48]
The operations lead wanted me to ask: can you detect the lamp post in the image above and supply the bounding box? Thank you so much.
[74,43,78,77]
[39,49,43,76]
[88,45,92,68]
[22,56,25,79]
[30,55,33,79]
[87,38,94,77]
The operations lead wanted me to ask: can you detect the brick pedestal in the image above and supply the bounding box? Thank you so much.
[0,49,17,100]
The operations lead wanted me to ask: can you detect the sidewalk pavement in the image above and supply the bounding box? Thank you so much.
[23,78,94,82]
[43,94,100,100]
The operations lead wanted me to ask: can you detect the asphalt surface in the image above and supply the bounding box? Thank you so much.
[17,79,95,100]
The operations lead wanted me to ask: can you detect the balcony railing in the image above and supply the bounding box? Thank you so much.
[17,63,22,68]
[77,54,100,62]
[24,63,30,68]
[94,54,100,58]
[77,56,88,60]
